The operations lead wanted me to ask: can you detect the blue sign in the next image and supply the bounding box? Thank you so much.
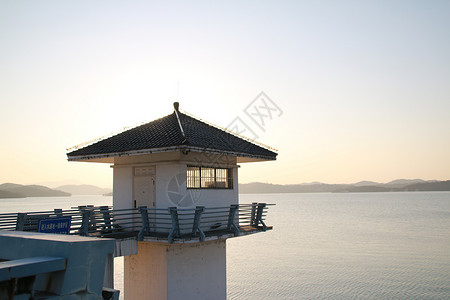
[38,216,72,234]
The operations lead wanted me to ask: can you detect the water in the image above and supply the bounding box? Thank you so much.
[229,192,450,299]
[1,192,449,299]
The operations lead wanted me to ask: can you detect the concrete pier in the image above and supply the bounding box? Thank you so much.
[124,240,226,300]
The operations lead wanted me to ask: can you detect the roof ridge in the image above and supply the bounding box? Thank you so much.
[174,104,187,144]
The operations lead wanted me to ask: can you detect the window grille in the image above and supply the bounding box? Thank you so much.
[187,166,233,189]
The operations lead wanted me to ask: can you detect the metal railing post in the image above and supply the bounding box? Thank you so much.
[227,204,240,236]
[168,207,180,243]
[16,213,26,231]
[78,205,96,231]
[256,203,267,231]
[100,206,112,231]
[80,209,92,236]
[138,206,150,241]
[192,206,205,242]
[250,202,258,226]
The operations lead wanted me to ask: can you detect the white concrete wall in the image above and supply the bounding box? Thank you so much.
[113,154,240,210]
[113,166,133,210]
[193,167,239,207]
[166,240,227,300]
[155,163,186,209]
[123,240,227,300]
[156,164,239,209]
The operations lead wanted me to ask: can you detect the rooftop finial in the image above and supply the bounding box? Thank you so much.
[174,102,180,112]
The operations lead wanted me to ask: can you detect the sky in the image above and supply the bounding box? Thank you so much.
[1,0,449,188]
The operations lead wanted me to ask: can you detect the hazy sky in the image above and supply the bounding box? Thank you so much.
[1,0,449,188]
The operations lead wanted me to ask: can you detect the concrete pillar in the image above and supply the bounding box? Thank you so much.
[124,242,168,300]
[103,253,114,289]
[124,240,226,300]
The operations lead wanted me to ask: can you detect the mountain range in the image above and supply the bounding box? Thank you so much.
[239,179,450,194]
[0,183,112,199]
[0,183,70,198]
[1,179,449,199]
[55,185,112,195]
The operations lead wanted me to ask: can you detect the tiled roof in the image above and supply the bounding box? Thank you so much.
[67,110,277,161]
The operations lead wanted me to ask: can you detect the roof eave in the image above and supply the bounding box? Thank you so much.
[185,145,277,162]
[67,146,184,162]
[67,145,276,162]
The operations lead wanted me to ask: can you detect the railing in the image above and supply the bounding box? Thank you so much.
[0,203,273,243]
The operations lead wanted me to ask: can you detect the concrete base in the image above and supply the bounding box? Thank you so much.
[124,240,226,300]
[0,231,115,299]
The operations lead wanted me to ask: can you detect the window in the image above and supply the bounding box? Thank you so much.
[187,166,233,189]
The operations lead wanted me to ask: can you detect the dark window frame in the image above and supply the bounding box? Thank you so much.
[187,166,233,189]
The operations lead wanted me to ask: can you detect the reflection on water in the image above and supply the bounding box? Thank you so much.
[1,193,449,299]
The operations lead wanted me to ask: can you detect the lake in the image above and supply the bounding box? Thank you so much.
[1,192,449,299]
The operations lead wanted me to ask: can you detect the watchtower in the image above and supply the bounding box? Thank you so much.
[67,103,277,299]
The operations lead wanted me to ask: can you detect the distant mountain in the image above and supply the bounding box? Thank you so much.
[56,184,112,195]
[385,179,428,187]
[36,179,83,189]
[239,179,450,194]
[0,190,24,198]
[402,180,450,191]
[0,183,70,198]
[0,183,23,190]
[333,186,391,193]
[239,182,351,194]
[353,181,381,187]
